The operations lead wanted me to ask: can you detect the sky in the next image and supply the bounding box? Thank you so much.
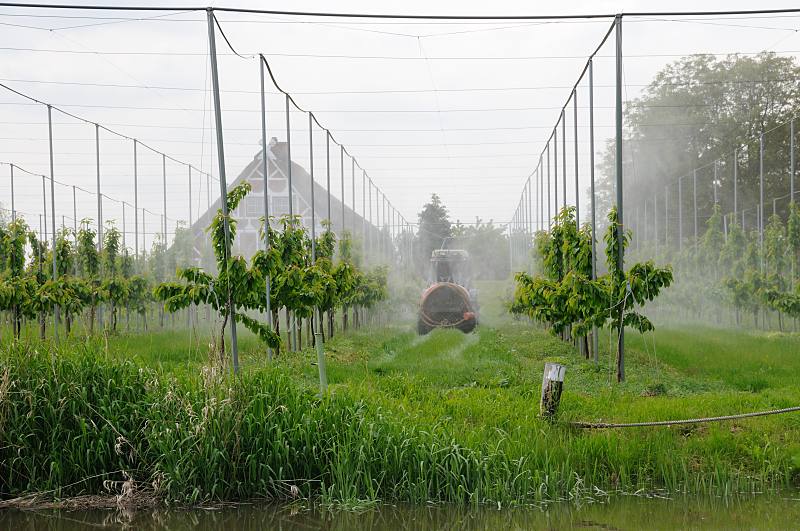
[2,0,800,249]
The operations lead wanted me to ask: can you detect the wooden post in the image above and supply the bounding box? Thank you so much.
[540,362,566,419]
[315,332,328,394]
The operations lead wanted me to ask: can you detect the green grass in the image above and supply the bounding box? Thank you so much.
[2,287,800,505]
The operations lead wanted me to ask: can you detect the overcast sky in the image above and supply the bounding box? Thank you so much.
[2,0,800,248]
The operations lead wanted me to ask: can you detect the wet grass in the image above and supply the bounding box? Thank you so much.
[2,288,800,505]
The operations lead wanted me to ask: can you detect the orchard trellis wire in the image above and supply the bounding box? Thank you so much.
[3,4,800,375]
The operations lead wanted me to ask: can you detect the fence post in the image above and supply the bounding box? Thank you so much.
[207,7,239,374]
[540,362,566,419]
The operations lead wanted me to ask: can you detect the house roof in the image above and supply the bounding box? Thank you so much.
[189,138,378,237]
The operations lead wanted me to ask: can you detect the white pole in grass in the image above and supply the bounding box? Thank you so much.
[315,332,328,394]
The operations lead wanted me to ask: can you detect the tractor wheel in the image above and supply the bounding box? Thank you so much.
[417,318,432,335]
[458,319,477,334]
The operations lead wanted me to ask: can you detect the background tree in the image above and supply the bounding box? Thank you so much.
[597,53,800,224]
[451,218,510,280]
[413,193,452,275]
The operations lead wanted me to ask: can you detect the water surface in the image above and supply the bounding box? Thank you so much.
[2,494,799,530]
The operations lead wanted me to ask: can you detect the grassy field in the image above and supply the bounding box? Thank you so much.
[2,283,800,505]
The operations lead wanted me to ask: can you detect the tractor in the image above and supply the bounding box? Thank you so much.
[417,249,478,334]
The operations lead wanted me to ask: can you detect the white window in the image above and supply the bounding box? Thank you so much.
[272,196,289,216]
[245,196,261,218]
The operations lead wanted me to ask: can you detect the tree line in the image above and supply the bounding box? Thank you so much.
[0,181,389,361]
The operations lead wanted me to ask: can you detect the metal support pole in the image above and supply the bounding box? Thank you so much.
[162,154,167,244]
[340,145,345,234]
[9,164,14,222]
[259,56,273,360]
[122,202,126,250]
[789,120,794,204]
[47,105,59,343]
[285,93,293,218]
[547,144,551,226]
[589,56,598,364]
[508,223,513,275]
[713,161,718,205]
[309,114,316,261]
[361,166,365,252]
[553,128,558,216]
[733,149,738,218]
[693,169,698,241]
[664,185,669,246]
[207,8,239,373]
[351,157,355,237]
[96,125,102,256]
[72,186,78,273]
[760,132,765,272]
[539,159,543,231]
[644,199,648,245]
[573,90,579,225]
[326,132,331,225]
[133,139,139,261]
[678,176,683,252]
[562,109,566,210]
[368,178,373,258]
[614,15,624,382]
[526,179,531,237]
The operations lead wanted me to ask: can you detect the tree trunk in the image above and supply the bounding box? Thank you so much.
[89,305,96,335]
[343,308,349,332]
[65,313,71,335]
[328,310,334,339]
[297,317,303,350]
[39,312,46,340]
[12,306,21,340]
